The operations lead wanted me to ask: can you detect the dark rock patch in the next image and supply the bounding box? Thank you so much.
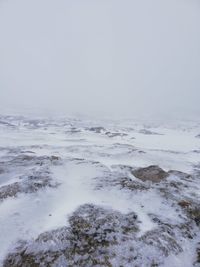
[150,215,196,240]
[178,200,191,208]
[140,225,182,257]
[0,120,15,127]
[0,173,59,201]
[193,150,200,154]
[168,170,192,180]
[132,165,169,183]
[0,155,61,170]
[69,127,81,133]
[176,200,200,227]
[188,207,200,226]
[105,132,128,138]
[113,177,148,191]
[0,154,62,201]
[194,244,200,266]
[3,203,191,267]
[3,204,139,267]
[87,127,106,133]
[139,129,163,135]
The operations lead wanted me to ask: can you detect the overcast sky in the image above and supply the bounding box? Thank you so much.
[0,0,200,119]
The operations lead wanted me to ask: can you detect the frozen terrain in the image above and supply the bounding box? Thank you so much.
[0,114,200,266]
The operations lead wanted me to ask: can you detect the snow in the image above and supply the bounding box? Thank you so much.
[0,115,200,266]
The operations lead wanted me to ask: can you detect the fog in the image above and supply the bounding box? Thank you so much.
[0,0,200,119]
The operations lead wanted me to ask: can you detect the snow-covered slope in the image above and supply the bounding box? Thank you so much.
[0,115,200,266]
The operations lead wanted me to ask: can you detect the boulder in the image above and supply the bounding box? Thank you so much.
[132,165,168,183]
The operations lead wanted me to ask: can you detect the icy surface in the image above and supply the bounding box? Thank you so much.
[0,115,200,266]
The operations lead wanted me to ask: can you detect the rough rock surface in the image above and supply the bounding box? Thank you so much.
[132,165,169,183]
[87,127,106,133]
[3,203,194,267]
[3,204,139,267]
[0,173,58,200]
[139,129,163,135]
[0,155,61,201]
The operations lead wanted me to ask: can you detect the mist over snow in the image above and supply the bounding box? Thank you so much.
[0,0,200,119]
[1,2,200,266]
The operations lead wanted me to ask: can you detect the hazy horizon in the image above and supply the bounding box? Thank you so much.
[0,0,200,120]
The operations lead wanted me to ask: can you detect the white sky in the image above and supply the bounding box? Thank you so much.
[0,0,200,119]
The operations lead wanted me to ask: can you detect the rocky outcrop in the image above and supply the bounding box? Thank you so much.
[0,155,61,201]
[3,203,193,267]
[132,165,169,183]
[105,132,128,138]
[87,127,106,133]
[139,129,163,135]
[3,204,139,267]
[0,173,58,201]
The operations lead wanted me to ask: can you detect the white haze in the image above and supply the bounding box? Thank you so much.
[0,0,200,119]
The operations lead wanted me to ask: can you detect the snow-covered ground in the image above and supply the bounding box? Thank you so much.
[0,115,200,266]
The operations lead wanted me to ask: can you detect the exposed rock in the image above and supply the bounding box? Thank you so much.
[168,170,192,180]
[113,177,148,191]
[0,155,61,170]
[193,150,200,153]
[188,207,200,226]
[50,155,61,161]
[105,132,128,138]
[3,204,139,267]
[194,244,200,266]
[177,200,200,227]
[0,173,59,201]
[178,200,191,208]
[3,203,190,267]
[94,166,148,192]
[139,129,163,135]
[0,154,62,201]
[140,225,182,257]
[0,120,15,127]
[132,165,169,183]
[87,127,105,133]
[150,215,196,240]
[69,127,81,133]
